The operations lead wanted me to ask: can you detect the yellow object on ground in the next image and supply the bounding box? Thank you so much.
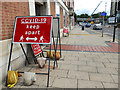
[47,51,54,59]
[7,71,21,88]
[47,51,60,60]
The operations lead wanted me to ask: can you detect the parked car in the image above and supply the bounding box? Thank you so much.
[79,22,84,26]
[85,23,91,27]
[93,24,102,30]
[79,22,82,26]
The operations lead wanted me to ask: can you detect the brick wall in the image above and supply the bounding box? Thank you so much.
[50,2,56,17]
[0,2,2,40]
[1,1,29,40]
[65,12,67,27]
[60,7,63,28]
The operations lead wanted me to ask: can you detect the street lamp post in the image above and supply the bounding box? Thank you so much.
[102,16,104,37]
[105,2,107,26]
[101,1,107,37]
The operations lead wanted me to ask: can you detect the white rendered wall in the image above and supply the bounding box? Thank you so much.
[29,0,36,16]
[0,39,27,84]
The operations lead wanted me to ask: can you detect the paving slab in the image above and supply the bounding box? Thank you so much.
[78,80,103,88]
[78,57,94,62]
[97,67,118,75]
[64,56,79,61]
[50,69,68,78]
[102,82,118,88]
[78,65,97,73]
[70,61,87,66]
[52,77,77,88]
[68,70,89,80]
[103,62,118,68]
[59,64,78,71]
[93,58,110,63]
[87,61,105,68]
[89,73,114,83]
[85,54,100,58]
[108,58,118,64]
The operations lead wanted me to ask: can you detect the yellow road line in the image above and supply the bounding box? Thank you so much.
[70,34,92,35]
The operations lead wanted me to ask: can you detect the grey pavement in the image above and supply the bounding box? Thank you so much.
[2,26,119,89]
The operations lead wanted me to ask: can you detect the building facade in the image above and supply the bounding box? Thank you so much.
[110,0,120,27]
[0,0,74,84]
[117,0,120,27]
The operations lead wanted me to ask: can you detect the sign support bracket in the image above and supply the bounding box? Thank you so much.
[53,17,61,69]
[20,43,30,64]
[47,44,51,87]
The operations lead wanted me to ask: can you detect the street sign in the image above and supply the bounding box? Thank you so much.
[31,44,42,56]
[13,16,53,44]
[101,12,107,16]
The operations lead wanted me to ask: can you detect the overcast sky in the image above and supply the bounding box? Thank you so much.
[74,0,111,15]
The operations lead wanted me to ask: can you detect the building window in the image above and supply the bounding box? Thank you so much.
[56,2,60,17]
[67,14,69,26]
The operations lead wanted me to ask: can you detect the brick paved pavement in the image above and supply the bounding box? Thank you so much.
[2,26,119,89]
[48,41,119,53]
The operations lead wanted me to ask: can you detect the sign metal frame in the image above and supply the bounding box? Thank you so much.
[5,15,54,88]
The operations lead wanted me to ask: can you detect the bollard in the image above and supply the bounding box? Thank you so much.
[82,26,84,30]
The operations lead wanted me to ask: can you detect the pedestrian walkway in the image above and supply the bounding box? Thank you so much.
[2,26,118,88]
[47,26,119,53]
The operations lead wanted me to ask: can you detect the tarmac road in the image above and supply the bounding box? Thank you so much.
[88,25,120,41]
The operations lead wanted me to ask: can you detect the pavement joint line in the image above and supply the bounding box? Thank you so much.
[110,74,117,84]
[101,82,105,88]
[102,62,106,68]
[66,70,69,78]
[77,79,78,89]
[96,67,99,73]
[88,72,90,81]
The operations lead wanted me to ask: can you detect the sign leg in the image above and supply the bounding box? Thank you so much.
[47,44,51,87]
[20,43,30,64]
[52,30,57,69]
[55,32,59,68]
[39,45,45,57]
[52,30,56,50]
[32,53,37,64]
[58,18,62,57]
[5,43,13,86]
[29,44,37,64]
[53,28,59,69]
